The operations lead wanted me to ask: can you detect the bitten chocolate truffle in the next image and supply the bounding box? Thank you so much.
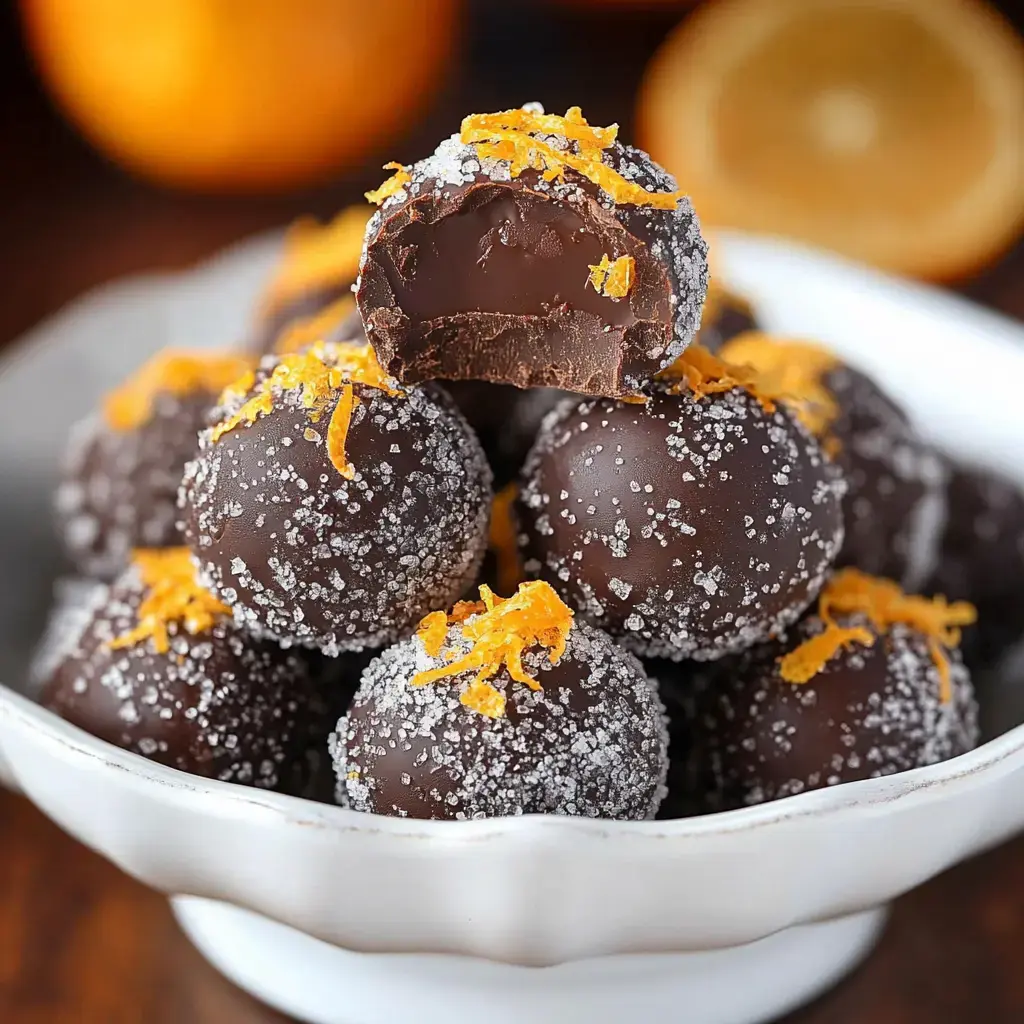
[356,104,708,398]
[180,341,493,655]
[518,347,845,661]
[253,207,371,354]
[55,349,254,580]
[923,463,1024,667]
[40,549,318,789]
[333,581,668,820]
[674,570,978,812]
[720,334,948,589]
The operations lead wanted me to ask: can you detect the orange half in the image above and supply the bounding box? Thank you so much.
[638,0,1024,280]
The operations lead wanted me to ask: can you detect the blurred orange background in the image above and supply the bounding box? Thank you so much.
[3,0,1024,289]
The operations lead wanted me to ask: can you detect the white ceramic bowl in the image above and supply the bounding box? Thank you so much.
[3,231,1024,1024]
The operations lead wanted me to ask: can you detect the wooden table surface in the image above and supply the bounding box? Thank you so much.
[2,4,1024,1021]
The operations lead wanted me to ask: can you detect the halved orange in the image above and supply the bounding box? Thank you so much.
[637,0,1024,280]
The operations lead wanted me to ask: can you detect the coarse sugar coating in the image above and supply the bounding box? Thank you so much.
[55,349,254,580]
[40,550,318,789]
[179,343,493,654]
[675,612,978,812]
[333,586,669,820]
[518,374,845,661]
[356,104,708,397]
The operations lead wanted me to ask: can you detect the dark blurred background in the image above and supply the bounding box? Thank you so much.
[2,0,1023,358]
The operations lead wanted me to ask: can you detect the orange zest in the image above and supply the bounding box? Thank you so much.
[274,294,358,355]
[657,343,776,411]
[489,484,524,596]
[460,679,508,719]
[460,106,683,209]
[588,254,636,298]
[720,332,841,443]
[779,569,977,702]
[411,582,575,716]
[365,161,412,205]
[110,548,230,654]
[103,350,255,432]
[260,206,371,315]
[210,342,400,478]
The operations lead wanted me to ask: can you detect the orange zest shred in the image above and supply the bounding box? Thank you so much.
[327,383,356,479]
[779,569,977,702]
[411,582,575,715]
[260,206,371,315]
[209,342,400,478]
[365,161,412,205]
[656,343,776,412]
[103,350,255,432]
[719,332,842,441]
[460,679,507,719]
[778,625,874,685]
[588,254,636,299]
[460,106,683,210]
[110,548,230,654]
[489,484,524,596]
[274,294,358,356]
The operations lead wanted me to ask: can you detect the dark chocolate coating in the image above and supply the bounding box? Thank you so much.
[180,368,493,655]
[357,132,707,397]
[695,292,758,353]
[40,566,319,789]
[828,365,948,589]
[334,620,668,820]
[252,282,353,355]
[55,390,212,581]
[444,380,564,485]
[674,615,978,812]
[518,385,845,661]
[923,464,1024,668]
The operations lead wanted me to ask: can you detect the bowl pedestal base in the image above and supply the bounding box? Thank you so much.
[172,896,886,1024]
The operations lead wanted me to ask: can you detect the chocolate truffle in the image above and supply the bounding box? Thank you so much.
[676,570,978,811]
[180,341,493,655]
[40,549,318,789]
[55,349,255,580]
[253,207,371,354]
[518,347,845,661]
[695,281,759,353]
[333,581,668,820]
[720,334,948,589]
[356,104,708,398]
[923,463,1024,667]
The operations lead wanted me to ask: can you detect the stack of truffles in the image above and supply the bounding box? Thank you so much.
[41,104,1020,820]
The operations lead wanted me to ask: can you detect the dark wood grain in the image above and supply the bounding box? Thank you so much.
[1,3,1024,1021]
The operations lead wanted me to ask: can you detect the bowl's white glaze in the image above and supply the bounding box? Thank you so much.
[2,230,1024,976]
